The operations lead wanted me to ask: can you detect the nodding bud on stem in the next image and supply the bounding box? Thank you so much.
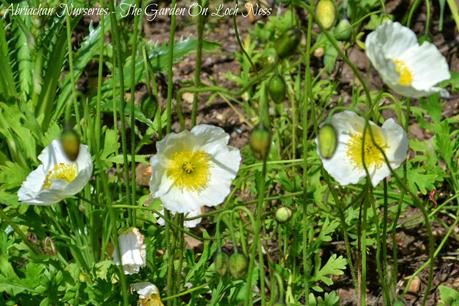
[249,124,272,161]
[275,207,292,223]
[60,128,80,161]
[334,19,352,41]
[229,253,248,279]
[316,0,336,30]
[318,123,338,159]
[275,28,302,59]
[268,73,287,104]
[214,252,229,277]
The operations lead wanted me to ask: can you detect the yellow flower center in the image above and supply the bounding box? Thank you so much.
[166,150,211,191]
[43,163,78,189]
[346,127,388,169]
[393,59,413,86]
[140,295,164,306]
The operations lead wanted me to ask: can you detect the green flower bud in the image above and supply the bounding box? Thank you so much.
[214,252,229,277]
[229,253,248,279]
[275,28,302,59]
[249,124,272,160]
[316,0,336,30]
[318,123,337,159]
[60,128,80,161]
[275,207,292,223]
[268,73,287,104]
[334,19,352,41]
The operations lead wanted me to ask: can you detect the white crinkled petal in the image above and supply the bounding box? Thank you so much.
[38,140,69,170]
[17,141,92,205]
[113,228,146,275]
[319,137,367,186]
[197,147,241,207]
[400,43,450,92]
[17,165,50,205]
[159,185,202,214]
[150,124,241,214]
[372,21,417,58]
[191,124,230,155]
[318,111,368,186]
[156,207,202,228]
[369,119,407,186]
[131,282,159,299]
[62,144,93,196]
[157,130,197,156]
[366,21,450,98]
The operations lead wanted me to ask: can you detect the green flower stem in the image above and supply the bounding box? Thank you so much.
[109,0,131,219]
[369,192,389,305]
[382,179,390,301]
[95,14,105,157]
[129,0,141,224]
[191,0,207,126]
[166,0,177,134]
[64,4,81,132]
[255,161,267,306]
[301,5,314,304]
[164,1,178,303]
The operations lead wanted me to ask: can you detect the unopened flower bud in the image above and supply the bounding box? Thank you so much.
[249,124,272,160]
[275,28,302,59]
[229,253,248,279]
[268,73,287,104]
[275,207,292,223]
[334,19,352,41]
[60,128,80,161]
[318,123,337,159]
[316,0,336,30]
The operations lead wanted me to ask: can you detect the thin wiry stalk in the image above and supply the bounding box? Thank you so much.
[109,0,131,218]
[129,0,142,224]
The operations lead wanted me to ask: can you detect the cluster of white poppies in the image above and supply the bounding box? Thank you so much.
[317,21,450,185]
[15,19,450,304]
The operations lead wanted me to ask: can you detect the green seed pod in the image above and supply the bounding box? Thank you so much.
[316,0,336,30]
[275,207,292,223]
[214,252,229,277]
[334,19,352,41]
[249,124,272,160]
[229,253,248,279]
[268,73,287,104]
[318,123,337,159]
[275,28,302,59]
[60,128,80,161]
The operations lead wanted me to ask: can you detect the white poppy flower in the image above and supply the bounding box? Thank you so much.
[156,207,202,228]
[113,228,146,275]
[317,111,408,187]
[365,20,450,97]
[17,140,93,205]
[149,124,241,214]
[131,282,164,306]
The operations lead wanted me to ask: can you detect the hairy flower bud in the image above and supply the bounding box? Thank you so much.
[318,123,337,159]
[275,28,302,59]
[60,128,80,161]
[229,253,248,279]
[268,73,287,104]
[249,124,272,160]
[316,0,336,30]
